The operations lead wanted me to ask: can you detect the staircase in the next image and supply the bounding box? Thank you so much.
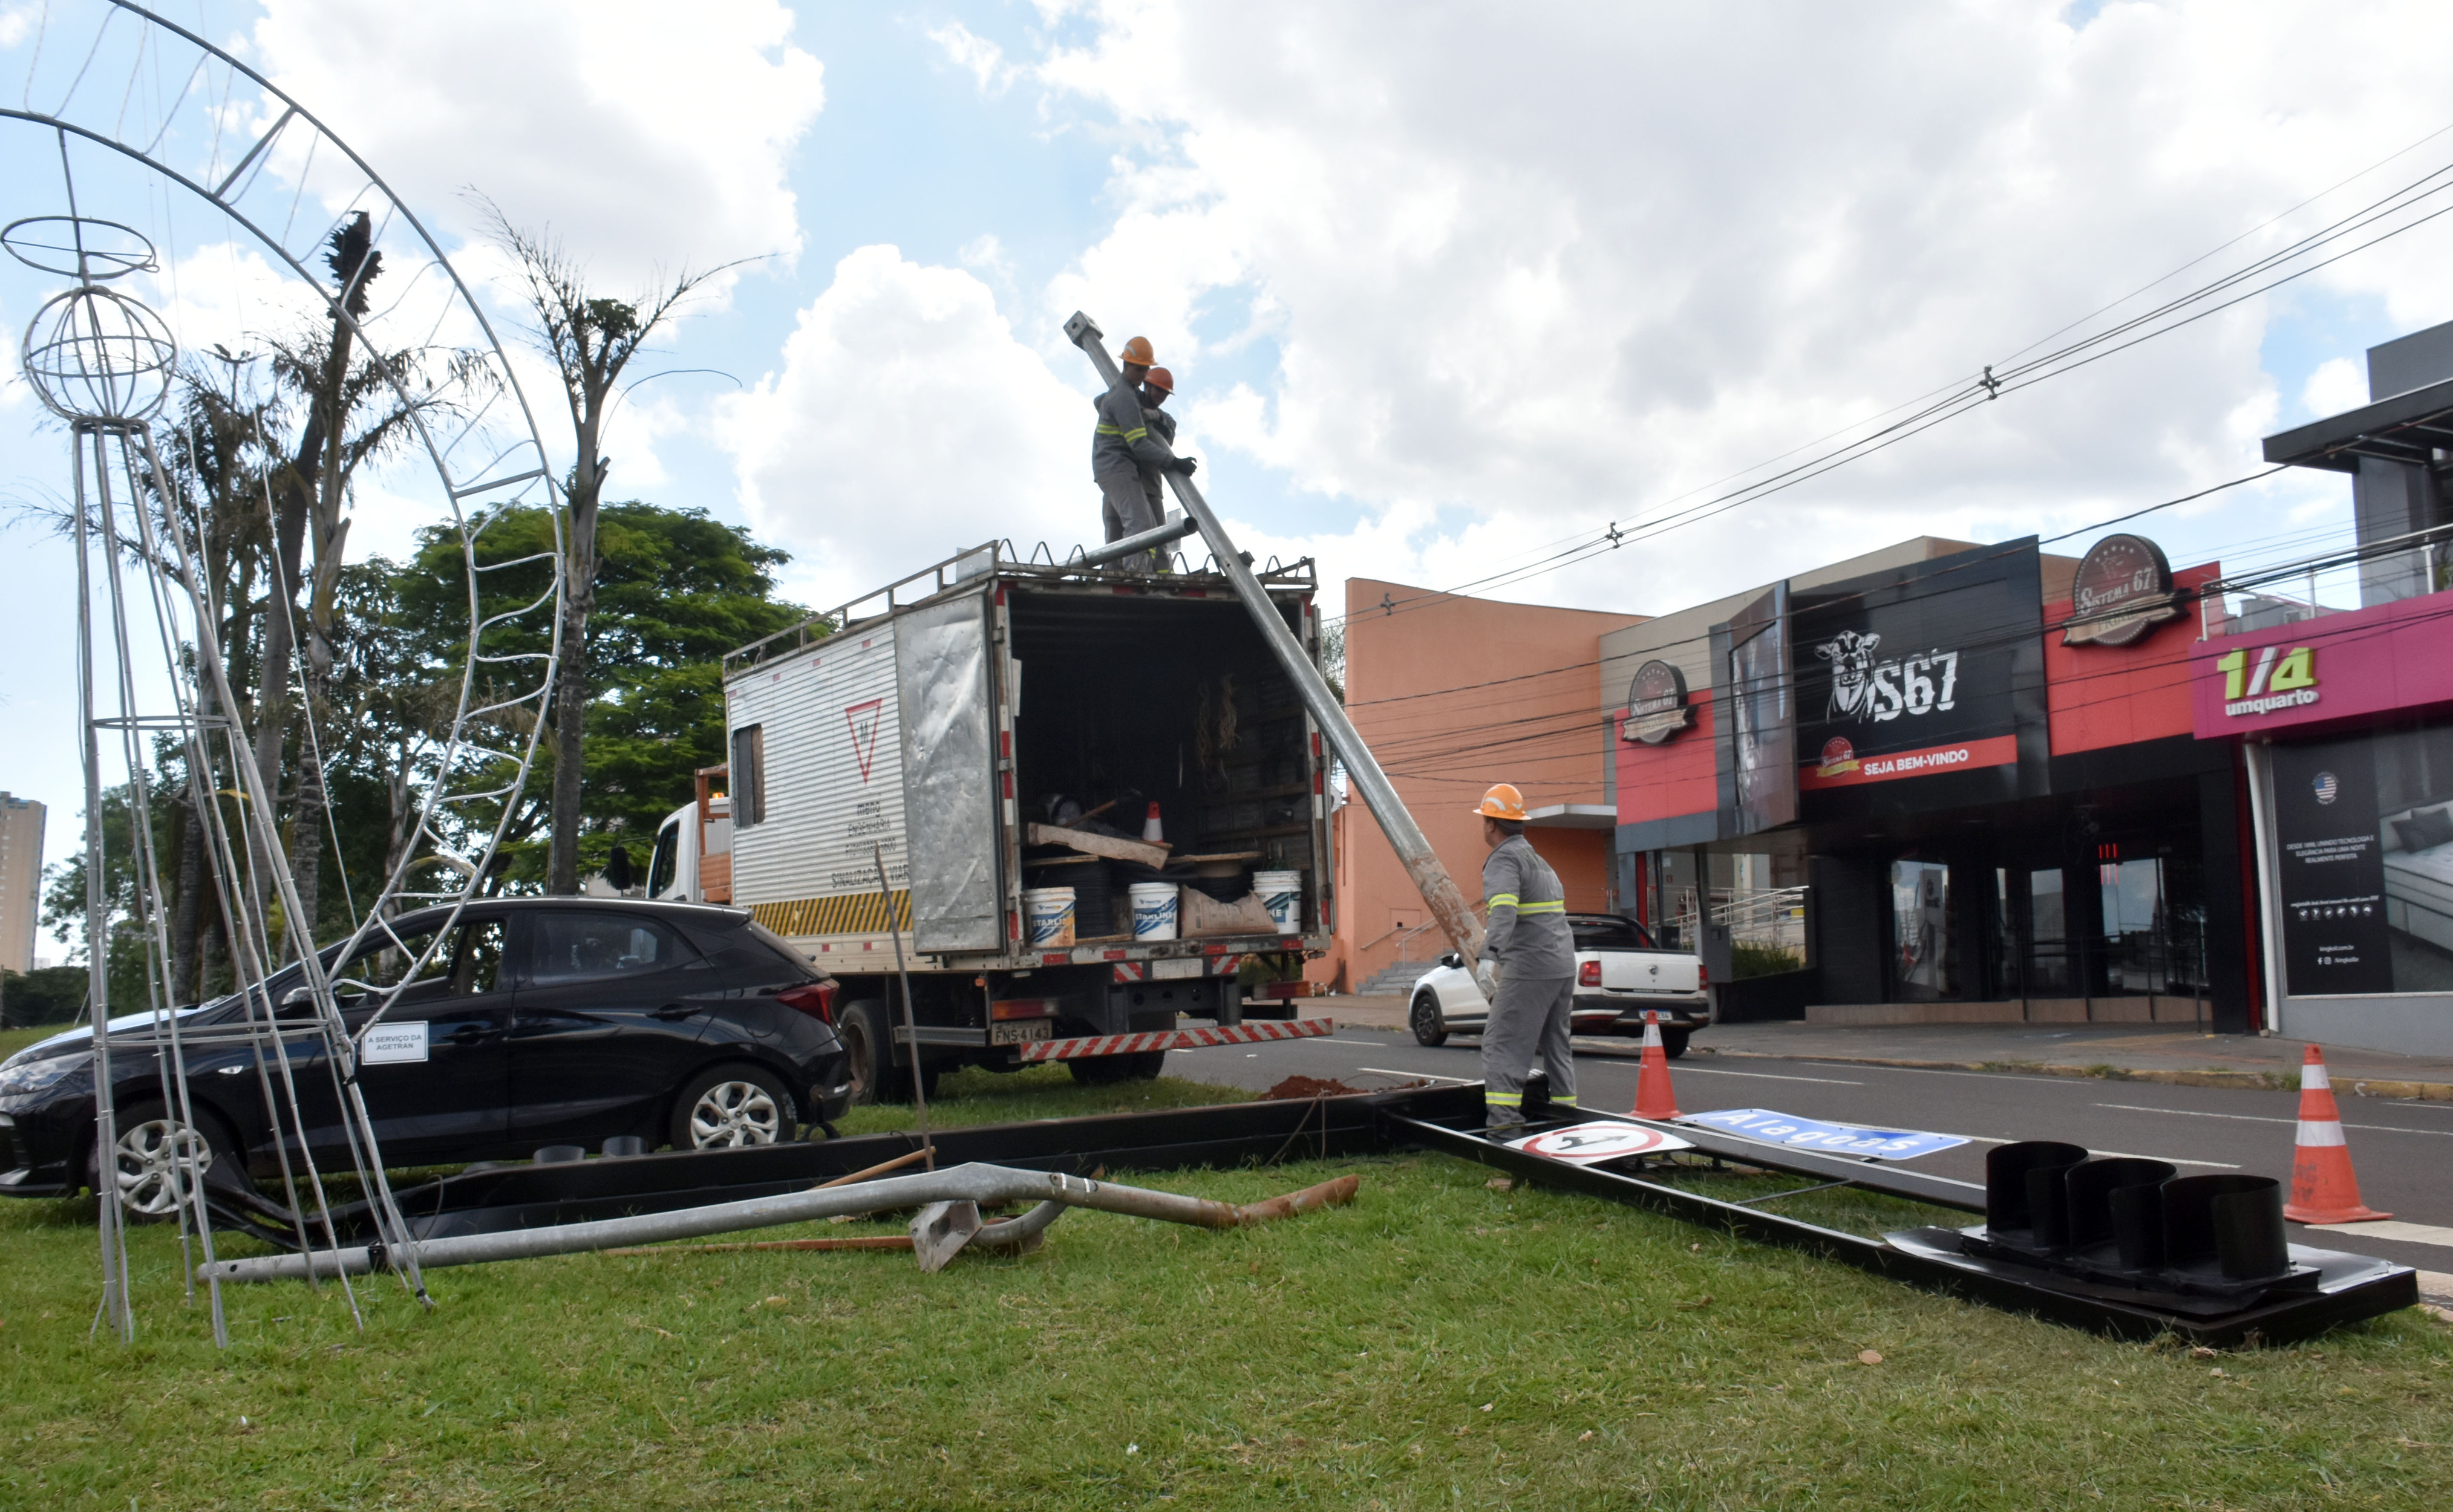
[1356,957,1442,996]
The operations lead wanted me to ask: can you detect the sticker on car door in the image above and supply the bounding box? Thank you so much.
[361,1022,430,1064]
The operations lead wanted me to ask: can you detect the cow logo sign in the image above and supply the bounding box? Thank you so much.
[1813,630,1961,725]
[1504,1122,1693,1164]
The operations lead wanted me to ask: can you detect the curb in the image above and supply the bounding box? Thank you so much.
[1693,1046,2453,1101]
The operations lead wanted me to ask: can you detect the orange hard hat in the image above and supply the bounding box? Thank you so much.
[1119,335,1155,367]
[1144,367,1174,394]
[1474,783,1529,822]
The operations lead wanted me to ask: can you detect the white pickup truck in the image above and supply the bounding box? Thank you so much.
[1406,912,1708,1056]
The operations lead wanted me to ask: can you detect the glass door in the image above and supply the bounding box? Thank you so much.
[1890,859,1955,999]
[2028,867,2075,997]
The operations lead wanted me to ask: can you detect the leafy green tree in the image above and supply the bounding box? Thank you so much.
[397,501,807,887]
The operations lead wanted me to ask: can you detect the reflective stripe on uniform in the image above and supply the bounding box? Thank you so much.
[1488,893,1520,907]
[1552,1096,1578,1106]
[1515,901,1566,914]
[1486,1091,1523,1106]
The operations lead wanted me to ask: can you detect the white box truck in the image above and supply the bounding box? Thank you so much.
[644,543,1334,1100]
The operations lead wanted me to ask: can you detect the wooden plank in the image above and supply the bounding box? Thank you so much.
[1024,823,1171,867]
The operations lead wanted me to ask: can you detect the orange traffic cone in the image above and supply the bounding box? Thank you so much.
[2283,1044,2389,1225]
[1633,1010,1681,1120]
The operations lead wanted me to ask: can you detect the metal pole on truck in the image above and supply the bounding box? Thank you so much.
[873,842,935,1167]
[1063,313,1488,966]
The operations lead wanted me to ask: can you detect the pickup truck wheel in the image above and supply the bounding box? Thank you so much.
[1409,991,1449,1048]
[1660,1029,1690,1060]
[671,1063,799,1149]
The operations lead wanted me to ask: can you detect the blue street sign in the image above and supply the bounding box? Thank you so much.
[1673,1107,1969,1161]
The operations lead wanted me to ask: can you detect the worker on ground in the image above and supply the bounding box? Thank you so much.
[1138,366,1179,530]
[1093,336,1195,570]
[1472,783,1576,1130]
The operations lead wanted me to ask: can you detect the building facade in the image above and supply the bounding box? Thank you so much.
[1319,579,1644,993]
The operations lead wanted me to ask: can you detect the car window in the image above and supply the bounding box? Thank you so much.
[456,919,508,994]
[332,927,446,994]
[1572,916,1656,950]
[531,912,697,985]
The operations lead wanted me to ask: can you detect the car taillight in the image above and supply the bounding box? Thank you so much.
[777,981,837,1025]
[1696,960,1709,988]
[1578,960,1601,987]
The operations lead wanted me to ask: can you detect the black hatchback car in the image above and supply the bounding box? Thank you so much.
[0,899,852,1216]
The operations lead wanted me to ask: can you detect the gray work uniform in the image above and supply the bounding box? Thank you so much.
[1093,378,1174,565]
[1478,833,1577,1127]
[1140,405,1178,521]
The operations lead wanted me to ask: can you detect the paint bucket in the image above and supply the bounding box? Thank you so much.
[1129,881,1180,941]
[1022,887,1077,948]
[1253,870,1303,933]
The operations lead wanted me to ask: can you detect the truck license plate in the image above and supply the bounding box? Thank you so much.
[990,1019,1053,1046]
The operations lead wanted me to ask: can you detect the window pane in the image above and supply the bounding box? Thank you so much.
[459,919,508,995]
[1891,859,1952,997]
[532,912,690,985]
[2028,868,2072,997]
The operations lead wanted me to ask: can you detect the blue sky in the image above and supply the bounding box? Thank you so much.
[6,0,2453,942]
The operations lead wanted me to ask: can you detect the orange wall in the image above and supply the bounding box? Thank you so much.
[1318,579,1645,992]
[2045,563,2218,755]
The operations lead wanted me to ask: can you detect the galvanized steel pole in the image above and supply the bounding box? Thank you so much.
[1063,313,1487,965]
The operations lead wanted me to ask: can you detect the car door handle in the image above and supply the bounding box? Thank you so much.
[653,1004,698,1021]
[447,1025,489,1045]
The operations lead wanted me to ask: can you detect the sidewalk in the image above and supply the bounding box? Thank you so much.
[1692,1020,2453,1100]
[1302,996,2453,1098]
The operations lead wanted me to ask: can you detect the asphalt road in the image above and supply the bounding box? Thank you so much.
[1160,1024,2453,1280]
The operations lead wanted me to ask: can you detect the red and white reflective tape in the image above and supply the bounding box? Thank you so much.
[1017,1016,1333,1063]
[1111,962,1148,983]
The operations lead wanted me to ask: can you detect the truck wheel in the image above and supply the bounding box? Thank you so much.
[1661,1029,1690,1060]
[671,1063,799,1149]
[1409,991,1449,1048]
[838,999,890,1104]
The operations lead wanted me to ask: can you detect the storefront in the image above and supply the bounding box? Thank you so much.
[1613,535,2257,1031]
[2193,591,2453,1056]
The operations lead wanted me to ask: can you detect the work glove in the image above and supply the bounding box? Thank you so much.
[1473,959,1498,999]
[1168,455,1199,476]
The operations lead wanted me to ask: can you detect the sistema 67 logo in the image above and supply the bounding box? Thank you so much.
[1813,630,1962,724]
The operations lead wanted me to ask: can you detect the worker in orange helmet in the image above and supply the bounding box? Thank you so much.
[1137,366,1180,526]
[1473,782,1577,1130]
[1092,335,1196,570]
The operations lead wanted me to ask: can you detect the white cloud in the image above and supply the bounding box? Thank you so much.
[2302,355,2368,417]
[716,244,1097,607]
[930,21,1018,98]
[1005,0,2453,615]
[251,0,823,285]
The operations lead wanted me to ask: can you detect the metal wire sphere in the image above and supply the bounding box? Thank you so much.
[20,285,176,423]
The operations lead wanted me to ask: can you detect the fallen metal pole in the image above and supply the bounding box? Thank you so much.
[1063,312,1487,965]
[201,1165,1360,1283]
[1074,510,1200,569]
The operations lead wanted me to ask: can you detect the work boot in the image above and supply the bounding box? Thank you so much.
[1485,1112,1527,1135]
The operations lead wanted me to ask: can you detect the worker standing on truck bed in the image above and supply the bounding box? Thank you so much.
[1473,783,1577,1130]
[1094,336,1195,569]
[1139,366,1179,533]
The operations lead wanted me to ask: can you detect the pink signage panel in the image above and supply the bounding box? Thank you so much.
[2189,592,2453,738]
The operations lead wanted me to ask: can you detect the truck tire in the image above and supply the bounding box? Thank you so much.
[1409,990,1448,1048]
[838,1000,891,1104]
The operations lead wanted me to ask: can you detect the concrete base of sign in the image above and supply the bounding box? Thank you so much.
[1806,997,2213,1028]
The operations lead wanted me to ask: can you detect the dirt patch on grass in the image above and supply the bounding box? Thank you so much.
[1264,1075,1374,1100]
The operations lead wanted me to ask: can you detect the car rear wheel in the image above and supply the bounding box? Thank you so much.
[670,1063,799,1149]
[1409,991,1448,1048]
[1661,1029,1690,1060]
[92,1101,234,1220]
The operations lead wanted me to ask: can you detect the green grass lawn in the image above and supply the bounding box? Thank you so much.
[1,1023,68,1059]
[2,1068,2448,1510]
